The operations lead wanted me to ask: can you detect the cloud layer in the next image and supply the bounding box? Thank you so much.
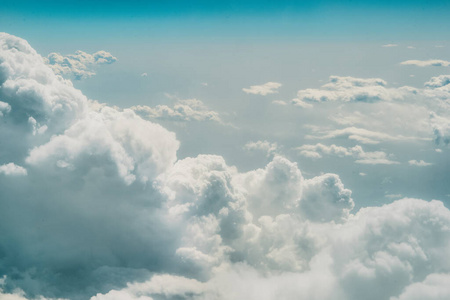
[1,33,450,300]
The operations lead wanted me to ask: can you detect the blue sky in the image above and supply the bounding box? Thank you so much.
[1,1,450,300]
[2,0,450,44]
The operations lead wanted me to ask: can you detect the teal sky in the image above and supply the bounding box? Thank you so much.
[2,0,450,45]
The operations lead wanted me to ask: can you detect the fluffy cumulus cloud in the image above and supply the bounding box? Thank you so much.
[131,99,222,123]
[44,50,117,79]
[400,59,450,67]
[2,33,450,300]
[242,82,282,95]
[296,143,399,164]
[293,76,413,104]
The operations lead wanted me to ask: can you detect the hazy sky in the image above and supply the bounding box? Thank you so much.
[1,1,450,300]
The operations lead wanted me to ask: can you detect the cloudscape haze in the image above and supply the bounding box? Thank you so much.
[0,0,450,299]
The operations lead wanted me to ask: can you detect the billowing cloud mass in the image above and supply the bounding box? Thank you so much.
[296,143,399,164]
[400,59,450,67]
[131,99,222,123]
[44,50,117,79]
[243,82,282,95]
[293,76,412,104]
[1,33,450,300]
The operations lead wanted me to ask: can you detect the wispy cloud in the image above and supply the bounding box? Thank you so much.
[305,126,429,144]
[408,159,433,166]
[131,99,223,123]
[243,82,282,95]
[296,143,399,165]
[400,59,450,67]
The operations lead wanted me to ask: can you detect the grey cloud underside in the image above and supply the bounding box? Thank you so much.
[1,33,450,300]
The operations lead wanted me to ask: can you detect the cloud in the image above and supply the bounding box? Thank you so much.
[2,32,450,300]
[391,273,450,300]
[296,143,400,165]
[92,198,450,300]
[400,60,450,67]
[44,50,117,79]
[382,44,398,47]
[424,75,450,88]
[244,140,278,157]
[141,72,148,77]
[294,76,412,103]
[242,82,282,95]
[131,99,222,123]
[0,163,27,176]
[0,101,11,116]
[408,160,433,166]
[305,126,426,144]
[430,113,450,146]
[271,100,287,105]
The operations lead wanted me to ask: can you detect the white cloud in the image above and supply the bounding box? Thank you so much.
[272,100,287,105]
[0,101,11,116]
[244,140,278,157]
[2,32,450,300]
[45,50,117,79]
[243,82,282,95]
[141,72,148,77]
[392,273,450,300]
[400,59,450,67]
[131,99,222,123]
[408,159,433,166]
[296,143,400,165]
[294,76,412,103]
[25,107,179,185]
[424,75,450,88]
[92,198,450,300]
[305,127,427,145]
[0,163,27,176]
[382,44,398,47]
[430,112,450,146]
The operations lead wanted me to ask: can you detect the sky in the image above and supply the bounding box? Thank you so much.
[1,1,450,300]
